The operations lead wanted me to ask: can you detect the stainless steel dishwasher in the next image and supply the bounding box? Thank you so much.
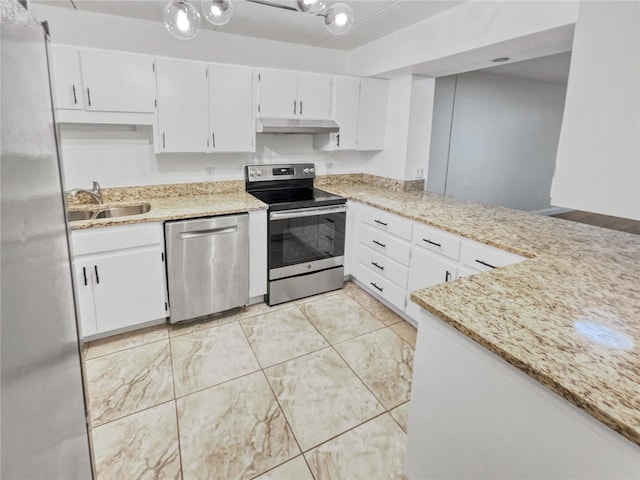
[165,214,249,323]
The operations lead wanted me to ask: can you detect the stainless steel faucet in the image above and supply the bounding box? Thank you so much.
[68,181,103,205]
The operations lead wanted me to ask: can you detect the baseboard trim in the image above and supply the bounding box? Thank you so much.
[531,206,574,216]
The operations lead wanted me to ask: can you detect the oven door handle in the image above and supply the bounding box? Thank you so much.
[269,205,347,221]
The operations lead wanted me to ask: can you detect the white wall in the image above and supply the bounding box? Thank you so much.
[551,1,640,220]
[31,4,348,74]
[58,124,375,188]
[427,71,567,211]
[366,75,435,181]
[348,1,579,77]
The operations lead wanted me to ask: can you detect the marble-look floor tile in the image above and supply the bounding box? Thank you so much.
[345,286,404,326]
[85,324,168,360]
[305,414,407,480]
[334,327,413,410]
[293,288,343,305]
[389,402,410,433]
[300,293,385,345]
[253,456,314,480]
[390,321,417,348]
[177,372,300,480]
[169,302,290,338]
[92,401,180,480]
[171,322,259,397]
[264,347,384,451]
[240,307,328,368]
[86,340,174,427]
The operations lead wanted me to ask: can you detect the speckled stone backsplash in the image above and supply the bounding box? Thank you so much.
[68,174,424,206]
[67,180,246,206]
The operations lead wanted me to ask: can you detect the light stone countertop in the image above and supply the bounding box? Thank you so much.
[321,182,640,447]
[68,180,640,447]
[68,192,267,230]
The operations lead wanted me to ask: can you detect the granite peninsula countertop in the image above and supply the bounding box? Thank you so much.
[68,179,640,446]
[68,191,266,230]
[321,182,640,447]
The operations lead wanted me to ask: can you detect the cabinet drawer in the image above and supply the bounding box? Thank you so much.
[357,244,409,289]
[359,204,413,241]
[72,223,164,256]
[412,223,461,260]
[460,239,526,272]
[359,224,411,266]
[355,263,406,312]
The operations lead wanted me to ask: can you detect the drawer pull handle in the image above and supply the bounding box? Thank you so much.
[370,282,383,293]
[372,240,386,248]
[374,219,388,226]
[324,235,334,241]
[423,238,441,247]
[475,259,496,269]
[371,261,384,271]
[445,270,451,282]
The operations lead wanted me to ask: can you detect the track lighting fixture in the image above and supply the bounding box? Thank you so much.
[163,0,355,39]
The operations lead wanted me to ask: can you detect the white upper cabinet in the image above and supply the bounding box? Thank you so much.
[314,76,360,151]
[50,45,84,110]
[357,77,389,150]
[297,72,332,119]
[80,49,156,113]
[208,64,255,152]
[156,57,209,153]
[258,68,331,119]
[258,69,298,118]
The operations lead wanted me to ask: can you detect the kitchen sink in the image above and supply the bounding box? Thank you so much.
[67,203,151,222]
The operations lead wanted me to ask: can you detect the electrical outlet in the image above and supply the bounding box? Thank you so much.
[326,162,333,174]
[205,166,215,178]
[415,168,424,179]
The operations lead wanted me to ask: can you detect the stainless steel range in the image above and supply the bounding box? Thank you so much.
[245,163,347,305]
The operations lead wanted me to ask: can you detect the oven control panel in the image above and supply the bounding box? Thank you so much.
[246,164,316,182]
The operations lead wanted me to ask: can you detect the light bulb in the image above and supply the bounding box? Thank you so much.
[164,0,201,40]
[325,3,353,35]
[203,0,234,26]
[176,9,190,31]
[295,0,325,16]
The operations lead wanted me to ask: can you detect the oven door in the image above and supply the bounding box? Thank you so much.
[269,205,347,280]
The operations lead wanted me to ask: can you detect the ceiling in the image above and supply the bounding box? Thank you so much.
[33,0,464,51]
[479,52,572,85]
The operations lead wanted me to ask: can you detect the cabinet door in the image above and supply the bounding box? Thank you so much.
[357,77,389,150]
[80,49,155,113]
[50,45,84,110]
[332,76,360,150]
[209,64,254,152]
[258,68,298,118]
[92,248,167,333]
[297,72,332,119]
[156,58,209,152]
[73,261,97,337]
[406,248,457,318]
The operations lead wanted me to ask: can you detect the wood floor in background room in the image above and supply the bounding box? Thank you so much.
[551,210,640,235]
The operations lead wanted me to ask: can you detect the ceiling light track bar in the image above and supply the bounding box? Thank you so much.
[245,0,325,16]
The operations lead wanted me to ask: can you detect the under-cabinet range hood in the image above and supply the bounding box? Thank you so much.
[256,118,340,134]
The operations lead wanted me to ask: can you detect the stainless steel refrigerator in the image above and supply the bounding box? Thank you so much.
[1,0,93,478]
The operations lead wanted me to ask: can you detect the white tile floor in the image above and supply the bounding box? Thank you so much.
[83,282,417,479]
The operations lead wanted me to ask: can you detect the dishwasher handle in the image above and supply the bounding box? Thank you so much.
[179,225,238,239]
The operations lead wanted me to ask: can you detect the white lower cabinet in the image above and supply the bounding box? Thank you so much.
[349,202,527,321]
[71,223,168,338]
[406,247,458,319]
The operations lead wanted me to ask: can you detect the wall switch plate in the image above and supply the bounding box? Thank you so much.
[326,162,333,174]
[416,168,424,179]
[205,166,215,178]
